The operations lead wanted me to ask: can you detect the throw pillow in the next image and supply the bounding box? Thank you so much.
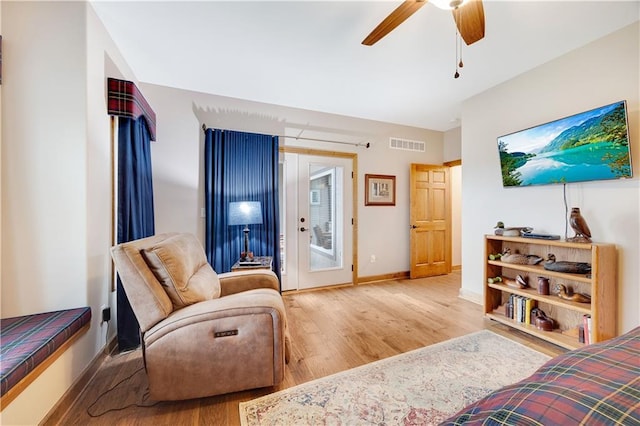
[141,233,220,310]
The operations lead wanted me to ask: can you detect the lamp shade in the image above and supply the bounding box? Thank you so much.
[228,201,263,226]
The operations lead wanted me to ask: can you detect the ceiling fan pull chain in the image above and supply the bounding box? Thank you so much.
[454,7,463,78]
[454,16,460,78]
[458,33,464,69]
[458,7,464,69]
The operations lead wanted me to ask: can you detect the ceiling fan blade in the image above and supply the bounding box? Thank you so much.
[362,0,427,46]
[453,0,485,45]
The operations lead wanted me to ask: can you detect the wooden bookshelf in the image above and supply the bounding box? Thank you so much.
[484,235,617,350]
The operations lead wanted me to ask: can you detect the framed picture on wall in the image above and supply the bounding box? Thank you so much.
[365,174,396,206]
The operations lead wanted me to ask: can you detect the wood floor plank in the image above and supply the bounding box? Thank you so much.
[48,271,565,425]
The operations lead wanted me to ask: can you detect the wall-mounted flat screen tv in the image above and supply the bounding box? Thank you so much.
[497,100,633,187]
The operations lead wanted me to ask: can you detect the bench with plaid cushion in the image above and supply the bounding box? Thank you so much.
[1,307,92,409]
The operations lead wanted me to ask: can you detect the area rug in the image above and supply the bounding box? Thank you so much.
[239,330,551,426]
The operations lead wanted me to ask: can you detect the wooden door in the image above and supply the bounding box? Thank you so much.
[410,164,451,278]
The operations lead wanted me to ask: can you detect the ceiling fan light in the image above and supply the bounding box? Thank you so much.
[430,0,465,10]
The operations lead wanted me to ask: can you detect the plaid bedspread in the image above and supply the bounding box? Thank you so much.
[441,327,640,426]
[1,307,92,397]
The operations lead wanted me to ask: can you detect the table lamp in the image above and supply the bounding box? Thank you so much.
[228,201,263,261]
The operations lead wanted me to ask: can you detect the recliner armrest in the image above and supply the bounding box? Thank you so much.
[217,270,280,296]
[144,287,285,346]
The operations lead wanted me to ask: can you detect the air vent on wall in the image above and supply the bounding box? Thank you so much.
[389,137,426,152]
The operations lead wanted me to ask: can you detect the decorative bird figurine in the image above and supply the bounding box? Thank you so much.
[503,274,528,289]
[544,254,592,274]
[555,284,591,303]
[531,308,555,331]
[501,248,544,265]
[568,207,592,243]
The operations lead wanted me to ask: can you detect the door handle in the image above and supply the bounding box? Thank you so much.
[411,225,418,229]
[300,227,308,232]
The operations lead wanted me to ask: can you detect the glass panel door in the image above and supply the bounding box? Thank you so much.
[280,152,352,290]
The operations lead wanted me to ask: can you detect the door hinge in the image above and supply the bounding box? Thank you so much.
[352,171,354,179]
[351,264,354,271]
[351,218,354,225]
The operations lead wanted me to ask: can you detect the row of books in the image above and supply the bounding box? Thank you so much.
[505,294,537,325]
[503,297,593,345]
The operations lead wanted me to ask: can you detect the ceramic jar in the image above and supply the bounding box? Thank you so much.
[537,276,550,295]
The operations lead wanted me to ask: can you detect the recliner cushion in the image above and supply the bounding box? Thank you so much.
[141,234,220,310]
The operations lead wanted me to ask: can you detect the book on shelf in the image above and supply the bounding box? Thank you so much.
[583,314,592,344]
[505,299,513,319]
[525,298,537,325]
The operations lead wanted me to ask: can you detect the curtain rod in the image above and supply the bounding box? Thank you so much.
[201,124,370,148]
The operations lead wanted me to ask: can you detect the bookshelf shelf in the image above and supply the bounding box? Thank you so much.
[486,283,592,314]
[487,260,593,284]
[484,235,617,350]
[486,311,581,350]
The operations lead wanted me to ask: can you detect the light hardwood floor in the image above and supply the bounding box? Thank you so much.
[49,271,565,425]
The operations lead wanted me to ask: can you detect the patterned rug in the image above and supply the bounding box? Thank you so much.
[239,330,551,426]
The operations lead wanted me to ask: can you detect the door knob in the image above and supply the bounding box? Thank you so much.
[411,225,418,229]
[300,227,307,232]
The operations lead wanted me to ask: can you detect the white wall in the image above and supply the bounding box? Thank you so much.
[2,1,87,315]
[140,83,444,278]
[444,127,462,268]
[1,2,137,423]
[461,22,640,333]
[443,126,461,162]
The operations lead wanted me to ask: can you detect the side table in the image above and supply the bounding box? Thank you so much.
[231,256,273,272]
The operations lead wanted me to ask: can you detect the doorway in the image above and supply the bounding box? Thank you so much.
[280,148,356,291]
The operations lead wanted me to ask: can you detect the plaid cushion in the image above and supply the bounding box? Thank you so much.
[441,327,640,426]
[1,307,92,396]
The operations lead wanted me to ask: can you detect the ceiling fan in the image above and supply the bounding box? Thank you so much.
[362,0,485,47]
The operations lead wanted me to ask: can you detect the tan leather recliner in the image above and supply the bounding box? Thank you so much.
[111,232,290,401]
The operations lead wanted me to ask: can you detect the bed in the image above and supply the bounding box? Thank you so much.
[441,326,640,425]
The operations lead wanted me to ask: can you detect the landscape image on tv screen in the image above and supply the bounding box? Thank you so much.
[497,100,633,187]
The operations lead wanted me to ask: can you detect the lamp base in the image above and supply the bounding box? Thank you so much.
[241,226,252,261]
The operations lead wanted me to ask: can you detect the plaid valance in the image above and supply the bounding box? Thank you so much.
[107,78,157,141]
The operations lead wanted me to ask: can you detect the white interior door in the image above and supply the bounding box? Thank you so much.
[281,152,353,290]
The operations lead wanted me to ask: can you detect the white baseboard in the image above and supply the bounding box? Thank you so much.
[458,288,482,305]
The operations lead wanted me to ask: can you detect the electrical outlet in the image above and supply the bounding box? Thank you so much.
[101,306,111,323]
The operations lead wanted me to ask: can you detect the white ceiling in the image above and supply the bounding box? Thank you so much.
[91,1,640,131]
